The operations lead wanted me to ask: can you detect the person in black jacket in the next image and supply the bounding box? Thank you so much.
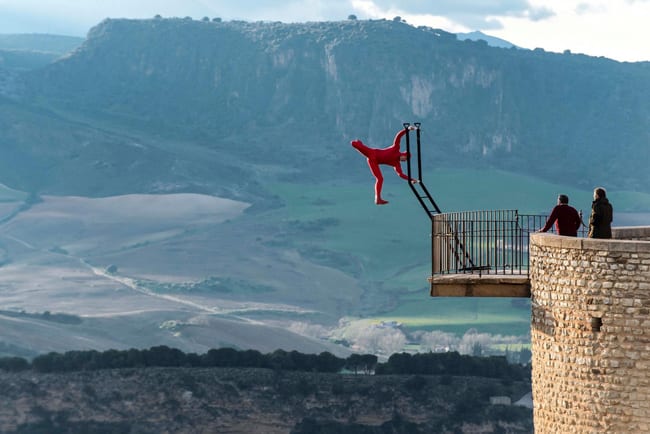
[588,187,613,239]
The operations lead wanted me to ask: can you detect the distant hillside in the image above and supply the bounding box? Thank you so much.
[0,33,83,55]
[0,17,647,199]
[0,34,83,71]
[456,31,518,48]
[0,49,59,71]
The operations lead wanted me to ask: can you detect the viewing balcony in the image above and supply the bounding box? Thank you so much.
[428,210,587,297]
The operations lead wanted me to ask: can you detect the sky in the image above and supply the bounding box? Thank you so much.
[0,0,649,62]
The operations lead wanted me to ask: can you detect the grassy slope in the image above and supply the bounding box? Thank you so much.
[0,193,355,356]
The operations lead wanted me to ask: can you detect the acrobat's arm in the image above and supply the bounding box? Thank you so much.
[392,129,407,148]
[393,162,412,181]
[391,125,417,148]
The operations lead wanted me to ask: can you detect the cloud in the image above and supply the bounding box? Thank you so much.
[574,2,607,15]
[527,6,555,20]
[0,0,556,35]
[348,0,558,34]
[365,0,530,16]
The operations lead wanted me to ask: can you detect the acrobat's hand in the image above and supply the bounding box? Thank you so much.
[408,125,417,131]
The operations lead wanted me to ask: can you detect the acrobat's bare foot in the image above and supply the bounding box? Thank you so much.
[375,199,389,205]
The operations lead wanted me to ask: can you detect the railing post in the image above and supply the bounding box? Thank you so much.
[432,218,441,274]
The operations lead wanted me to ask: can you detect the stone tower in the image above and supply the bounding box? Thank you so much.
[529,227,650,433]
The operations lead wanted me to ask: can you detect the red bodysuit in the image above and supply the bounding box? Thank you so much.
[351,129,412,205]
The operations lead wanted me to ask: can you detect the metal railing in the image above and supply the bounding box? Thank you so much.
[432,210,587,276]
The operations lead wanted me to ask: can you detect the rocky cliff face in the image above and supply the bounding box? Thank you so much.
[2,17,647,197]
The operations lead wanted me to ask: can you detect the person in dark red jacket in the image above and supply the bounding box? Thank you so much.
[351,126,419,205]
[539,194,582,236]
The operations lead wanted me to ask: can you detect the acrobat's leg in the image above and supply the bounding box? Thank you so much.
[367,160,387,205]
[351,140,372,158]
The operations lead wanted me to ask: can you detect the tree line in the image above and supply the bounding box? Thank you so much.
[376,351,529,380]
[0,346,530,379]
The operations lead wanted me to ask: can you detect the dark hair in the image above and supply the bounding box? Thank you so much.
[558,194,569,204]
[594,187,607,199]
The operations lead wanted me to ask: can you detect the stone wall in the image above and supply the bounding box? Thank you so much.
[612,226,650,241]
[529,227,650,433]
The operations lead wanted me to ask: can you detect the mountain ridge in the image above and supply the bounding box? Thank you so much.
[1,17,647,199]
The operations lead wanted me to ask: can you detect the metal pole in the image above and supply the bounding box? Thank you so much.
[403,123,411,182]
[415,122,422,181]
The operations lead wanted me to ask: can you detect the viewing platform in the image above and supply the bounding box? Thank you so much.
[428,210,581,297]
[428,210,649,298]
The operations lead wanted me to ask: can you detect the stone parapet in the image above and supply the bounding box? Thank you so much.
[613,226,650,241]
[529,227,650,433]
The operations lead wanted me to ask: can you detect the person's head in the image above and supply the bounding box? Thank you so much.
[558,194,569,204]
[399,153,410,162]
[594,187,607,200]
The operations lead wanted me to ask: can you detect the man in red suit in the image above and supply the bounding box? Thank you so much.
[539,194,583,236]
[351,126,418,205]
